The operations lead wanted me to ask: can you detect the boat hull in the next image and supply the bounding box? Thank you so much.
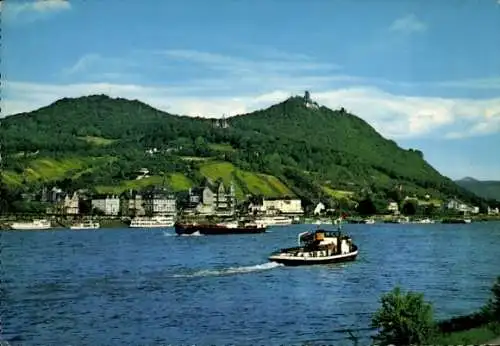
[174,223,266,235]
[129,223,174,228]
[10,225,52,230]
[269,250,358,266]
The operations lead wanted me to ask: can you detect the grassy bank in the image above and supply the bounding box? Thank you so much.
[432,323,499,345]
[371,279,500,346]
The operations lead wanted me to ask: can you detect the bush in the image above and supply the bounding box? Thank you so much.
[489,276,500,322]
[482,276,500,333]
[371,287,436,346]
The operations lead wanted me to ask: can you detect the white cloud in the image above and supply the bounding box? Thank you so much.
[161,49,341,75]
[2,0,71,24]
[3,48,499,141]
[390,14,427,34]
[433,78,500,90]
[2,80,499,141]
[35,0,70,11]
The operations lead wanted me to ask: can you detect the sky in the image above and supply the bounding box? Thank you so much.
[1,0,500,180]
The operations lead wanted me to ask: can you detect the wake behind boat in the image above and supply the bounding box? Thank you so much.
[268,219,358,266]
[175,220,266,235]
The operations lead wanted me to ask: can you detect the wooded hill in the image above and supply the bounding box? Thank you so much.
[456,177,500,202]
[0,93,488,212]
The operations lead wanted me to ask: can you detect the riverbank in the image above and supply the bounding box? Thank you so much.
[432,322,500,345]
[347,214,500,223]
[1,214,500,231]
[0,216,129,230]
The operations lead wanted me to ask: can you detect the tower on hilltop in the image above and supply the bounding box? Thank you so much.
[213,114,229,129]
[303,90,319,109]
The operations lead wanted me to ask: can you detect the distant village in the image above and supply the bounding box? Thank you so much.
[15,176,499,220]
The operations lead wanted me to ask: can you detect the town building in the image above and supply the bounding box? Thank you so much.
[120,190,146,217]
[261,198,304,215]
[182,180,236,216]
[445,198,479,214]
[387,202,399,215]
[62,192,80,215]
[488,206,499,215]
[91,195,120,216]
[143,188,177,216]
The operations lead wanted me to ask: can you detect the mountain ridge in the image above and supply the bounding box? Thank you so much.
[0,93,489,211]
[455,178,500,202]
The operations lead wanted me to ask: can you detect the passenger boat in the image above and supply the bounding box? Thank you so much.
[174,221,267,235]
[413,218,435,224]
[129,215,175,228]
[253,216,293,227]
[10,219,52,230]
[70,220,100,230]
[268,223,358,266]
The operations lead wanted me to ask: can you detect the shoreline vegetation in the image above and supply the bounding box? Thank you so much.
[371,278,500,346]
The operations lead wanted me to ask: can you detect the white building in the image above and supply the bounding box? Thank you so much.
[488,206,499,215]
[197,186,215,215]
[63,192,80,215]
[92,195,120,216]
[313,202,325,216]
[387,202,399,214]
[262,198,304,215]
[446,198,479,214]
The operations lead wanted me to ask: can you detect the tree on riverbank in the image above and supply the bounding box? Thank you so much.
[372,277,500,346]
[371,286,435,346]
[484,276,500,329]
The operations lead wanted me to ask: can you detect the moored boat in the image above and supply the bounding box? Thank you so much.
[70,220,100,230]
[129,215,175,228]
[414,218,435,224]
[253,215,293,227]
[268,222,358,266]
[10,219,52,230]
[174,221,267,235]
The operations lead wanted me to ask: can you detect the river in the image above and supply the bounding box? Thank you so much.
[2,221,500,345]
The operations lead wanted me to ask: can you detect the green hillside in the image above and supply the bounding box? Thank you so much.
[0,93,485,210]
[455,178,500,202]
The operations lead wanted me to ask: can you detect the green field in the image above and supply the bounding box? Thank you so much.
[432,325,498,345]
[2,157,114,185]
[168,173,193,191]
[322,186,355,199]
[95,173,193,194]
[208,143,236,152]
[2,155,293,199]
[199,161,293,199]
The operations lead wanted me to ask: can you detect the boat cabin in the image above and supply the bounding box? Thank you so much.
[298,229,353,255]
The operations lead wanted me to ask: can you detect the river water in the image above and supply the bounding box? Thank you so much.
[2,222,500,345]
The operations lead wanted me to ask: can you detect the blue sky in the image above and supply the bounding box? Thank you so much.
[2,0,500,180]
